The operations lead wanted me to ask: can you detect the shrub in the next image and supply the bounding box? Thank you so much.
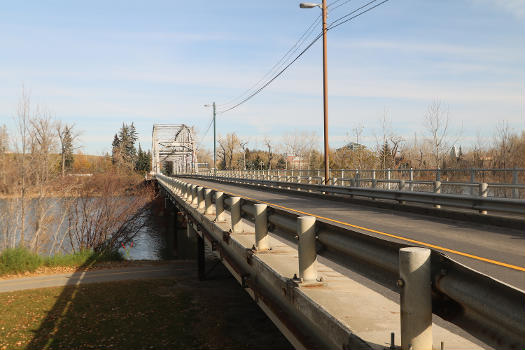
[0,247,42,275]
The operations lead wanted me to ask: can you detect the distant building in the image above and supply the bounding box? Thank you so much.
[286,154,304,169]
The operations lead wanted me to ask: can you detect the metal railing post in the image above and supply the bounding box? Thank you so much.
[254,204,269,250]
[470,168,475,196]
[433,181,441,208]
[387,169,391,190]
[479,182,488,214]
[512,169,519,199]
[399,247,432,350]
[398,180,406,204]
[297,216,317,282]
[409,168,414,191]
[204,188,213,215]
[215,191,225,222]
[230,196,243,233]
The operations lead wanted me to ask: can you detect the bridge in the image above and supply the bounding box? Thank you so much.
[151,125,525,350]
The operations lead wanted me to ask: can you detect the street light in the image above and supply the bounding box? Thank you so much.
[204,102,217,175]
[300,0,330,185]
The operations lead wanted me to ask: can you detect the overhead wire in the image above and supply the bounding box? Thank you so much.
[215,0,390,114]
[216,14,322,110]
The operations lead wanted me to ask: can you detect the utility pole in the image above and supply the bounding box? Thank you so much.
[212,102,216,175]
[300,0,330,184]
[321,0,329,185]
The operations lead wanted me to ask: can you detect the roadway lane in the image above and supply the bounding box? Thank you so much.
[181,178,525,289]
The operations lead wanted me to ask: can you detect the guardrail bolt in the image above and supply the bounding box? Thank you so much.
[197,186,205,209]
[399,247,432,350]
[479,182,488,214]
[254,204,269,250]
[230,196,243,233]
[297,216,317,282]
[204,188,213,214]
[215,191,225,222]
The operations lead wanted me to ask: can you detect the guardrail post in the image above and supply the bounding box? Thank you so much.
[387,169,391,190]
[470,168,475,196]
[355,170,360,187]
[254,204,269,250]
[409,168,414,191]
[204,188,213,214]
[183,183,189,200]
[192,185,199,206]
[436,167,441,182]
[297,216,317,282]
[512,169,518,199]
[197,186,205,210]
[479,182,488,214]
[215,192,225,222]
[229,197,243,233]
[399,247,432,350]
[398,180,406,205]
[433,181,441,208]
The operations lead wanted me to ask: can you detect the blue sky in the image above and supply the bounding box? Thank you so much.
[0,0,523,154]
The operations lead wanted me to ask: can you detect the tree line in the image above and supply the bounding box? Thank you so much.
[197,101,524,172]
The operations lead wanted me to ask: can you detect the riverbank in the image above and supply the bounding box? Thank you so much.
[0,260,293,350]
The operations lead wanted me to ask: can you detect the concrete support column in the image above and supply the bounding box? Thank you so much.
[204,188,213,215]
[197,186,205,210]
[399,247,432,350]
[230,196,243,233]
[254,204,269,250]
[297,216,317,282]
[433,181,441,208]
[215,191,225,222]
[479,182,488,214]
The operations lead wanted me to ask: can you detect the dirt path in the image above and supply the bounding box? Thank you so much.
[0,261,195,293]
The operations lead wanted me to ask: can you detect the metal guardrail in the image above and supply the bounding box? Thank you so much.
[156,174,525,349]
[192,168,525,198]
[177,174,525,215]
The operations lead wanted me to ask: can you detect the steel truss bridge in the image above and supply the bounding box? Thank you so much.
[151,124,197,174]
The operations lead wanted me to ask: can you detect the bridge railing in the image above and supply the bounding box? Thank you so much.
[156,173,525,349]
[175,173,525,216]
[187,168,525,199]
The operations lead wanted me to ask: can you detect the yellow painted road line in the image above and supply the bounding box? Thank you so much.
[185,179,525,272]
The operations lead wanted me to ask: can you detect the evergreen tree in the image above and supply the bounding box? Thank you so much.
[111,133,120,165]
[62,127,74,171]
[135,144,152,174]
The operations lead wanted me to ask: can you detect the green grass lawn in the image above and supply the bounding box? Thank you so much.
[0,275,293,350]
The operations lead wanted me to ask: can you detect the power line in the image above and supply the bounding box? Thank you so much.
[216,14,322,110]
[216,0,391,114]
[328,0,386,29]
[217,32,324,114]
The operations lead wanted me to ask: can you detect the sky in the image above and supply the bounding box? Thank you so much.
[0,0,523,155]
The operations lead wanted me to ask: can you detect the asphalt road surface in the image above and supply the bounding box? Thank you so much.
[181,178,525,290]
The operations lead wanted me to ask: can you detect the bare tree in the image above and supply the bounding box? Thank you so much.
[424,100,449,168]
[15,87,31,246]
[218,133,240,169]
[264,137,273,170]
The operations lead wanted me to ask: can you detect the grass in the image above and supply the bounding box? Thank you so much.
[0,275,293,350]
[0,279,198,350]
[0,247,122,276]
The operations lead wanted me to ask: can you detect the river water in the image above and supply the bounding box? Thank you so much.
[0,197,168,261]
